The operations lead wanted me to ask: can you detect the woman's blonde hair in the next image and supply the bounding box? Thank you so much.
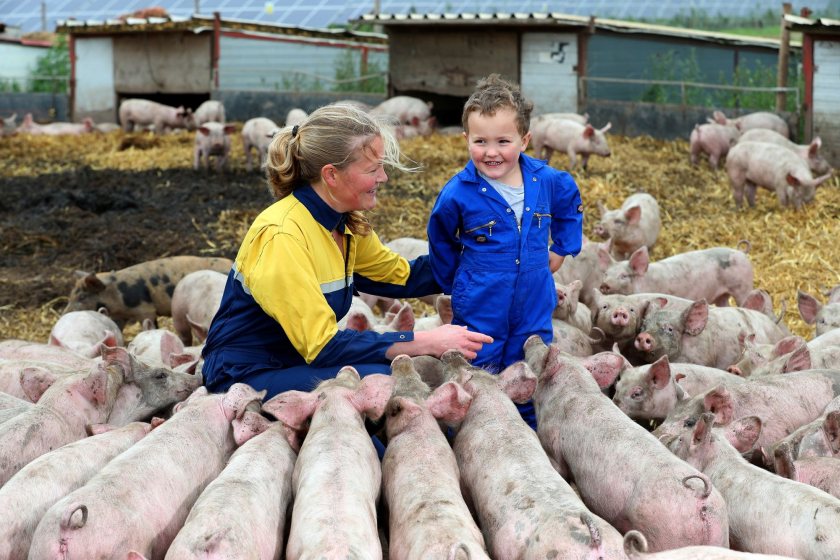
[266,103,414,235]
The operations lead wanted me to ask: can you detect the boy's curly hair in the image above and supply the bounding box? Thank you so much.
[461,73,533,137]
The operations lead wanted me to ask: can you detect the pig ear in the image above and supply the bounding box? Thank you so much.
[127,551,149,560]
[624,205,642,225]
[568,280,582,304]
[583,124,595,139]
[232,409,272,446]
[222,383,267,421]
[692,412,716,447]
[82,273,106,292]
[100,346,134,380]
[78,365,109,406]
[141,318,155,331]
[773,442,798,480]
[158,331,185,367]
[345,311,373,332]
[781,344,811,373]
[187,315,209,343]
[682,300,709,336]
[702,385,733,425]
[48,333,66,348]
[823,411,840,454]
[426,381,472,425]
[797,291,821,324]
[223,124,236,134]
[20,366,61,402]
[498,361,537,403]
[725,416,762,453]
[785,173,800,187]
[646,355,671,390]
[772,335,804,357]
[628,246,649,276]
[198,126,211,136]
[597,246,614,270]
[354,373,396,420]
[582,352,624,390]
[388,303,415,332]
[437,295,453,324]
[596,200,607,216]
[600,122,612,133]
[741,290,767,312]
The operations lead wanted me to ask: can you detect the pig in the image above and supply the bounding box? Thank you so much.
[594,192,662,260]
[798,289,840,337]
[0,360,77,401]
[598,245,754,307]
[413,294,454,332]
[553,236,605,308]
[64,255,233,329]
[523,336,729,551]
[94,122,121,133]
[241,116,280,172]
[727,333,805,377]
[285,107,308,127]
[118,98,195,133]
[0,339,95,370]
[382,355,489,560]
[739,331,840,378]
[770,397,840,463]
[28,384,265,560]
[654,369,840,457]
[738,128,832,176]
[774,446,840,500]
[260,368,395,560]
[712,110,790,138]
[0,361,123,486]
[664,412,840,558]
[192,99,225,125]
[0,421,151,560]
[170,269,227,345]
[1,112,17,135]
[532,112,589,125]
[531,118,612,169]
[725,141,833,209]
[634,298,792,369]
[623,530,798,559]
[38,118,95,135]
[552,318,602,358]
[370,95,436,137]
[359,236,440,311]
[440,350,628,559]
[193,122,235,171]
[126,328,199,371]
[613,354,746,421]
[164,416,298,560]
[688,122,740,170]
[48,308,123,358]
[0,392,33,424]
[552,280,592,334]
[338,296,415,333]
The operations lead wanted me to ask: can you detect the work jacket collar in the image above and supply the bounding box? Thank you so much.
[295,184,348,233]
[458,152,547,184]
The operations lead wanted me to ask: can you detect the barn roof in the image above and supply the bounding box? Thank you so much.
[786,13,840,34]
[361,12,800,50]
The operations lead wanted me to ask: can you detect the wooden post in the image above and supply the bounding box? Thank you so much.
[776,3,793,112]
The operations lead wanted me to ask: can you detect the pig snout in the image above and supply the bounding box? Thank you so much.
[635,332,655,352]
[611,307,630,326]
[599,283,614,294]
[593,224,608,238]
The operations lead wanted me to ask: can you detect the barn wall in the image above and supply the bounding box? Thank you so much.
[217,34,387,91]
[75,37,115,122]
[521,31,579,114]
[214,90,385,125]
[387,27,519,97]
[113,32,211,94]
[812,38,840,167]
[0,42,48,87]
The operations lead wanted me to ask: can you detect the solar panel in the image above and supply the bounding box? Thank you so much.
[1,0,836,33]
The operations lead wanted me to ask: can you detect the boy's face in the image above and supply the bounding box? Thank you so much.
[464,107,531,185]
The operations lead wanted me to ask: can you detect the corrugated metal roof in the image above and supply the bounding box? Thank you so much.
[786,14,840,30]
[56,14,387,44]
[362,11,801,49]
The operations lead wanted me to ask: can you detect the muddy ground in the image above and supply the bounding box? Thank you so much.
[1,129,839,341]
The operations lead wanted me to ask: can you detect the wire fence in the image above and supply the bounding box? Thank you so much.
[0,74,70,94]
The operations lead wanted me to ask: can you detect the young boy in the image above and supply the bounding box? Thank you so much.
[427,74,583,428]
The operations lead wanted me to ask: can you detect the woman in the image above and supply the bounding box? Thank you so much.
[202,103,492,399]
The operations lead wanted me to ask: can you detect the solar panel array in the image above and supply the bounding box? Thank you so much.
[1,0,834,34]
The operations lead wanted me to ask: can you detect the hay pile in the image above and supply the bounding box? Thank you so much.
[1,128,838,341]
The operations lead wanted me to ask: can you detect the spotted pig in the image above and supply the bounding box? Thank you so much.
[63,256,233,329]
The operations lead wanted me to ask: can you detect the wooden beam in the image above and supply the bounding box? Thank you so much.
[776,2,792,112]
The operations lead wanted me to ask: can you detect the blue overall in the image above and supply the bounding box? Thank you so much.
[427,153,583,428]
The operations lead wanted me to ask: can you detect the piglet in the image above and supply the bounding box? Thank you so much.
[262,368,395,560]
[0,422,152,560]
[689,122,740,170]
[769,396,840,463]
[712,110,790,138]
[48,308,123,358]
[382,355,489,560]
[241,117,280,172]
[553,236,605,308]
[594,192,662,260]
[170,269,227,345]
[441,351,628,559]
[739,128,831,176]
[193,122,236,171]
[370,95,436,137]
[0,392,33,423]
[285,107,308,126]
[119,98,195,133]
[524,336,729,552]
[28,384,265,560]
[0,339,96,370]
[192,100,225,126]
[665,413,840,558]
[552,280,591,333]
[798,289,840,337]
[0,360,76,401]
[532,118,612,170]
[164,414,298,560]
[774,445,840,500]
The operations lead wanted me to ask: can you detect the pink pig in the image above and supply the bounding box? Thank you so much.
[712,110,790,138]
[0,421,152,560]
[531,118,612,170]
[241,116,280,172]
[594,192,662,260]
[774,447,840,500]
[193,122,236,171]
[798,289,840,336]
[689,122,740,170]
[370,95,436,137]
[170,269,227,345]
[28,384,266,560]
[623,529,798,559]
[441,350,628,559]
[119,98,195,133]
[261,368,395,560]
[0,392,33,423]
[48,308,123,358]
[524,336,730,552]
[382,355,488,560]
[739,128,831,176]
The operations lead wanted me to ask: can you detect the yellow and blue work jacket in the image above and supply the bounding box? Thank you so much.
[427,153,583,370]
[202,184,439,387]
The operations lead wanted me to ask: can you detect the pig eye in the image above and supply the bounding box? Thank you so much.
[601,304,608,310]
[619,274,629,281]
[683,417,697,428]
[154,371,167,380]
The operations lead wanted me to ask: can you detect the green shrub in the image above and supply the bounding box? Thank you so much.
[31,35,69,93]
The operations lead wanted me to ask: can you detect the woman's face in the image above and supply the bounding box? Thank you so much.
[327,135,388,213]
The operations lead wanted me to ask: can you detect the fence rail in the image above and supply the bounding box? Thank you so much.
[0,74,69,93]
[215,68,388,93]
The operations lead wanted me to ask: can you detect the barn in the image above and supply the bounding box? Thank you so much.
[361,11,801,139]
[788,13,840,167]
[55,13,388,125]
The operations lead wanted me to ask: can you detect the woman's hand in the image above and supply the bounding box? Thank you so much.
[386,324,493,360]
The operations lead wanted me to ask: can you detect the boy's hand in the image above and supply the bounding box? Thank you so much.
[549,252,565,273]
